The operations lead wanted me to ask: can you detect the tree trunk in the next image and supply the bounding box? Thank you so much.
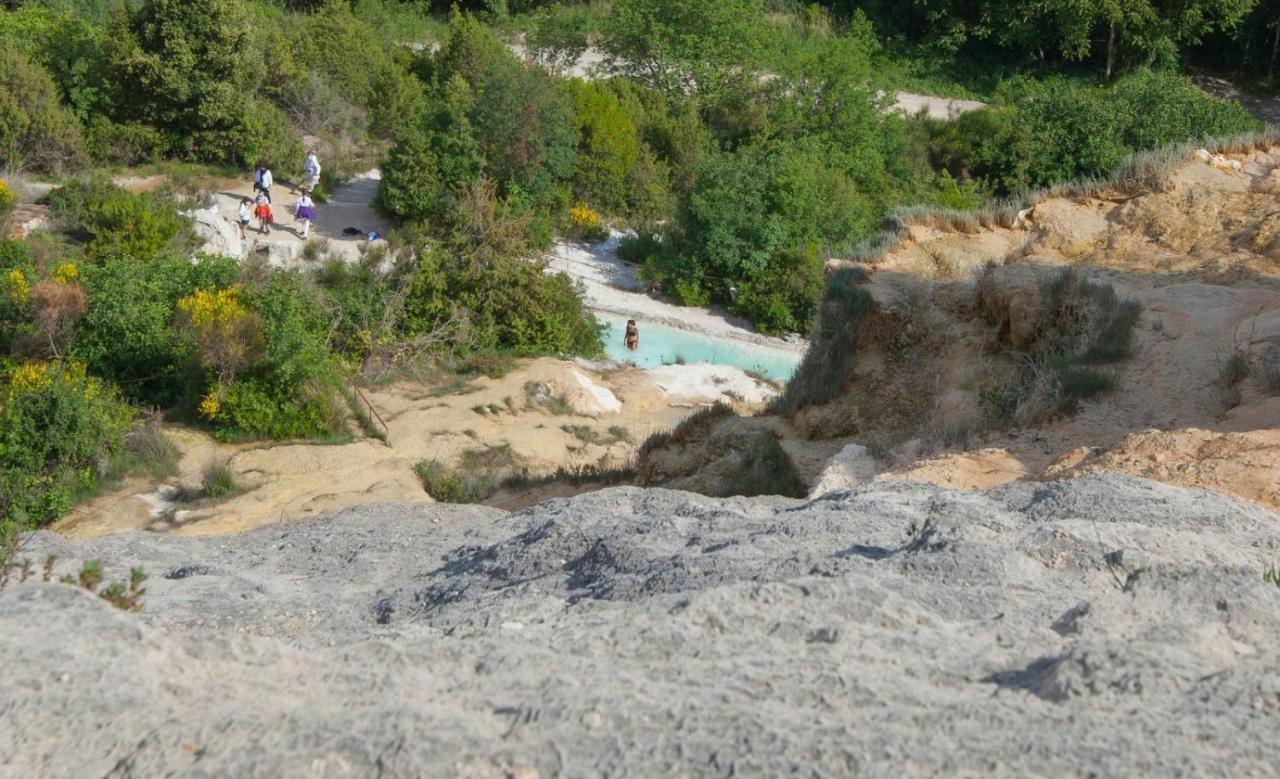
[1269,21,1279,80]
[1106,21,1116,82]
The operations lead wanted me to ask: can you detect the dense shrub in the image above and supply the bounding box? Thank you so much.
[116,0,303,167]
[646,140,877,331]
[932,70,1262,195]
[565,79,641,216]
[378,76,482,222]
[388,13,577,213]
[84,118,166,165]
[603,0,767,101]
[405,247,604,357]
[0,361,135,528]
[0,48,86,172]
[47,179,190,260]
[189,275,346,440]
[0,5,115,122]
[74,253,237,407]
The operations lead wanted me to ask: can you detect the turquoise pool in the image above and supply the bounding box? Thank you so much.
[598,313,802,381]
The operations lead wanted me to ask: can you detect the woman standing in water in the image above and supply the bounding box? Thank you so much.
[624,319,639,352]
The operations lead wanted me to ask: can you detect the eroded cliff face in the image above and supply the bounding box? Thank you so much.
[642,145,1280,508]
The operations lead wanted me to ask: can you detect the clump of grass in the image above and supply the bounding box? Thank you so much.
[1257,346,1280,396]
[711,430,807,499]
[523,381,574,415]
[201,461,241,501]
[1219,348,1251,387]
[981,268,1142,426]
[499,464,636,491]
[638,403,734,459]
[414,460,496,504]
[562,423,604,445]
[776,271,874,413]
[607,425,633,443]
[413,445,519,504]
[118,424,181,480]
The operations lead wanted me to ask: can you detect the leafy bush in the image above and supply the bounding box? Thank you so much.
[116,0,303,167]
[392,13,577,210]
[191,275,346,440]
[84,118,166,165]
[0,47,86,172]
[48,179,190,260]
[0,5,115,122]
[405,246,604,358]
[378,75,482,222]
[74,253,237,407]
[0,361,135,528]
[565,79,642,216]
[932,71,1262,195]
[652,141,875,331]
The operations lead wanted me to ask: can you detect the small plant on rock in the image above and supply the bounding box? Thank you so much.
[59,560,147,611]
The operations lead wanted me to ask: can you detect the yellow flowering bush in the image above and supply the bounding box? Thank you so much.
[5,268,30,305]
[176,286,249,333]
[0,178,14,213]
[198,388,222,420]
[6,360,56,399]
[175,286,262,382]
[569,203,607,241]
[53,262,79,284]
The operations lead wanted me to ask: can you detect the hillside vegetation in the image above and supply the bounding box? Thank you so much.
[0,0,1273,534]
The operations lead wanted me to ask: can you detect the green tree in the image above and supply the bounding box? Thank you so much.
[603,0,768,101]
[378,75,482,222]
[0,48,85,172]
[117,0,301,165]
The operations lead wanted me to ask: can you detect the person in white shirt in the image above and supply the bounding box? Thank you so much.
[302,151,321,192]
[237,197,251,240]
[254,164,273,203]
[294,191,317,239]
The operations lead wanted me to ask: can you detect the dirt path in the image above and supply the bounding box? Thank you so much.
[511,41,987,120]
[1193,73,1280,125]
[206,168,392,265]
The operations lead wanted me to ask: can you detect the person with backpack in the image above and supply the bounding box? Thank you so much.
[302,151,322,193]
[254,163,274,203]
[294,190,317,239]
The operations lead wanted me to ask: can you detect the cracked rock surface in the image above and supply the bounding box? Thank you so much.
[3,476,1279,777]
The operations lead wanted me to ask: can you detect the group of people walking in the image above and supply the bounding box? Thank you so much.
[237,150,322,240]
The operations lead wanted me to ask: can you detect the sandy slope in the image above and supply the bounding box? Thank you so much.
[55,359,780,538]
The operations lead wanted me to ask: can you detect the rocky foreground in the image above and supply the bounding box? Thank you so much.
[3,476,1279,777]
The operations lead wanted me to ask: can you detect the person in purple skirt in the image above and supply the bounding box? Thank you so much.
[294,190,317,239]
